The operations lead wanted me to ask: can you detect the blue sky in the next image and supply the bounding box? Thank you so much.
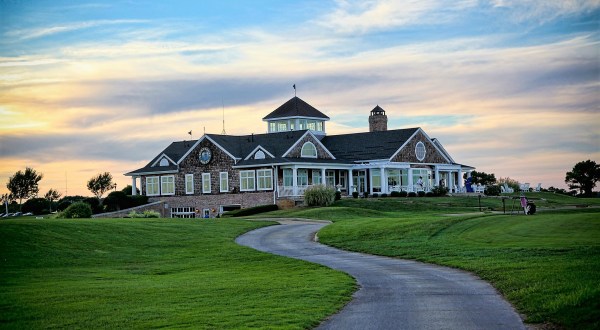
[1,0,599,196]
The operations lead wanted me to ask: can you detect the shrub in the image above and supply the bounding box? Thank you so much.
[304,185,336,207]
[363,192,369,198]
[425,192,434,197]
[335,191,342,201]
[372,193,379,198]
[380,193,388,198]
[84,197,102,214]
[352,191,359,198]
[408,192,417,197]
[103,191,129,212]
[221,204,279,217]
[56,195,86,211]
[484,185,502,196]
[128,210,160,218]
[431,186,449,197]
[129,195,149,207]
[390,191,401,197]
[22,198,49,215]
[399,191,408,197]
[62,202,92,219]
[417,191,426,197]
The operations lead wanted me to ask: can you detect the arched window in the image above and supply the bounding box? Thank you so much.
[254,150,265,160]
[159,158,169,166]
[301,142,317,158]
[415,141,426,161]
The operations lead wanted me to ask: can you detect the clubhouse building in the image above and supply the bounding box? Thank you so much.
[125,96,474,218]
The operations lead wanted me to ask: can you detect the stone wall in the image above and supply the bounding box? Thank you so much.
[92,201,167,218]
[369,114,388,132]
[285,135,333,159]
[392,130,449,164]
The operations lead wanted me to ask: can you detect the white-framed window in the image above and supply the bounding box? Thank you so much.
[299,119,307,130]
[146,176,160,196]
[277,121,287,132]
[283,168,293,187]
[326,170,335,186]
[307,120,316,130]
[254,150,265,160]
[297,169,308,186]
[269,122,276,133]
[159,158,169,166]
[240,170,255,191]
[257,169,273,190]
[220,172,229,193]
[386,169,401,187]
[339,171,347,190]
[185,174,194,194]
[161,175,175,195]
[312,170,322,185]
[301,142,317,158]
[415,141,426,161]
[202,173,211,194]
[371,169,382,193]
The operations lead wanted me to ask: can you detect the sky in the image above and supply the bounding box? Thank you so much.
[1,0,599,198]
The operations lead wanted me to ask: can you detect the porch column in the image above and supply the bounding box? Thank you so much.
[321,168,326,185]
[274,166,279,198]
[449,172,455,193]
[381,167,387,194]
[407,168,414,192]
[292,166,298,196]
[435,167,440,187]
[132,176,137,196]
[458,169,463,192]
[348,169,354,194]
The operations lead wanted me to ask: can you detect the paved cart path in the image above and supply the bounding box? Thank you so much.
[236,220,525,330]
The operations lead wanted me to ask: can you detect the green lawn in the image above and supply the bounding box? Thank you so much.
[265,193,600,329]
[0,218,355,329]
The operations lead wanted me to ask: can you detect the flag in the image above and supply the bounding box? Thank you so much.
[293,84,296,90]
[188,130,192,136]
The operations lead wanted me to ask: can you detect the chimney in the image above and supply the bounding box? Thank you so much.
[369,105,388,132]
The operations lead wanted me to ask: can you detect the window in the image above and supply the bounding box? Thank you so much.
[301,142,317,158]
[283,168,293,187]
[254,150,265,160]
[326,170,335,186]
[339,171,347,190]
[415,141,426,161]
[299,119,307,130]
[386,169,401,187]
[412,169,431,187]
[159,158,169,166]
[316,121,323,131]
[185,174,194,194]
[220,172,229,192]
[202,173,211,194]
[371,169,382,193]
[297,169,308,186]
[146,176,159,196]
[240,170,255,191]
[171,207,196,218]
[277,121,287,132]
[306,120,316,130]
[312,170,322,185]
[257,169,273,190]
[161,176,175,195]
[269,122,276,133]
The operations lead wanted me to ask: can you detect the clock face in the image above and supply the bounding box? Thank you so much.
[199,147,212,164]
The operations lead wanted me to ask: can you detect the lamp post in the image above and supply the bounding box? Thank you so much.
[478,194,482,212]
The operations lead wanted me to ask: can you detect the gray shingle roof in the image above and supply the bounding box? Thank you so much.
[262,96,330,120]
[124,140,193,175]
[321,128,419,161]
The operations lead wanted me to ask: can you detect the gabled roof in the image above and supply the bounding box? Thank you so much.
[125,140,193,175]
[321,128,419,161]
[262,96,330,120]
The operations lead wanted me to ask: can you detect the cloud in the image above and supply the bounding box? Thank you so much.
[490,0,600,23]
[6,19,148,40]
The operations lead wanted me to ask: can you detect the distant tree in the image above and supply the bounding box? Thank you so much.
[7,167,43,210]
[22,198,48,215]
[497,177,520,192]
[44,189,62,213]
[464,171,496,186]
[120,185,140,196]
[1,193,14,215]
[565,160,600,197]
[87,172,116,201]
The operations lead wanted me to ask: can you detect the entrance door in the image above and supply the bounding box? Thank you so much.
[353,170,367,193]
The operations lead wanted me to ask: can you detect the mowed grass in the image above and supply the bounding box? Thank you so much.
[264,193,600,329]
[0,218,355,329]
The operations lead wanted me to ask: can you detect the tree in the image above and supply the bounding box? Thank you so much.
[7,167,43,210]
[121,185,140,196]
[1,193,13,215]
[565,160,600,197]
[464,170,496,186]
[87,172,116,201]
[44,188,62,212]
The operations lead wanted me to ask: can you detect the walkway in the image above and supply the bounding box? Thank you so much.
[236,220,525,330]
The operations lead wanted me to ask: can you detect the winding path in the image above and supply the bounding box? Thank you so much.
[236,220,525,330]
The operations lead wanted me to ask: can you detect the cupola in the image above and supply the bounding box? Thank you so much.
[263,96,330,135]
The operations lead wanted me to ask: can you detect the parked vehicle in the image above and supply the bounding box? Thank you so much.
[23,212,33,216]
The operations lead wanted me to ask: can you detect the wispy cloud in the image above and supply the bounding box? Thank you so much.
[6,19,148,40]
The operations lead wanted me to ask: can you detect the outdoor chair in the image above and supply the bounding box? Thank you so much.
[533,183,541,192]
[503,183,514,193]
[520,183,530,192]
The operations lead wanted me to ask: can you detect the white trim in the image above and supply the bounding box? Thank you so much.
[244,145,275,160]
[239,170,256,192]
[388,128,451,163]
[301,142,318,158]
[145,176,160,196]
[160,175,175,196]
[263,116,330,122]
[185,174,194,194]
[176,135,239,164]
[281,131,336,159]
[431,138,456,163]
[256,169,273,191]
[150,153,177,167]
[219,172,229,193]
[126,169,178,176]
[202,173,211,194]
[415,141,426,161]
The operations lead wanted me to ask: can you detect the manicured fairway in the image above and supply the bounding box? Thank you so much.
[0,218,355,329]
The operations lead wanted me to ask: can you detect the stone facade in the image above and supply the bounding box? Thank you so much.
[285,134,333,159]
[369,113,388,132]
[151,192,273,218]
[391,131,449,164]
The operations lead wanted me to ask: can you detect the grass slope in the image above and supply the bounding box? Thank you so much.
[266,193,600,329]
[0,218,355,329]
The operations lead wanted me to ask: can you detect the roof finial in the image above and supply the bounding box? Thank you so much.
[293,84,296,97]
[221,98,227,135]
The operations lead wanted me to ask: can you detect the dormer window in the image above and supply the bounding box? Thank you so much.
[254,150,266,160]
[301,142,317,158]
[159,158,169,166]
